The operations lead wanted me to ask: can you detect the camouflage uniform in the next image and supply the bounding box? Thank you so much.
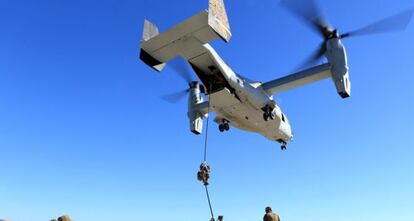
[197,162,211,185]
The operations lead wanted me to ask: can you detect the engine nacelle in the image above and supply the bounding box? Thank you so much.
[326,38,351,98]
[188,82,204,135]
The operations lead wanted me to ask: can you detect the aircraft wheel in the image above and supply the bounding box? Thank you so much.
[281,144,287,151]
[224,123,230,131]
[263,113,269,121]
[219,124,225,132]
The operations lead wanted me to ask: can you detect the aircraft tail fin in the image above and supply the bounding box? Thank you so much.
[208,0,231,42]
[140,20,167,72]
[142,19,160,41]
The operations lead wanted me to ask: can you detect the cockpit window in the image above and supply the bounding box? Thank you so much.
[281,113,286,122]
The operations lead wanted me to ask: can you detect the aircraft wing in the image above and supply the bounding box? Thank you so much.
[261,64,332,95]
[262,37,353,99]
[262,61,351,99]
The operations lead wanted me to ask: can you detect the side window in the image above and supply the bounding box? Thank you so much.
[281,113,285,122]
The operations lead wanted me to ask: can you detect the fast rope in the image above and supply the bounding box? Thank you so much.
[203,89,211,162]
[197,89,216,221]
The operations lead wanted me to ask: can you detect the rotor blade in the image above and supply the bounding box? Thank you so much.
[160,89,188,104]
[293,42,326,70]
[341,8,414,39]
[168,57,193,83]
[280,0,328,37]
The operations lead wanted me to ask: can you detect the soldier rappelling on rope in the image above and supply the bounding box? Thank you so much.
[197,162,211,186]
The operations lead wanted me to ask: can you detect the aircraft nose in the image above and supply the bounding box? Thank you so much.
[285,128,293,141]
[284,122,293,141]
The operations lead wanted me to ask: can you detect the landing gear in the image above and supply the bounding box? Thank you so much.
[280,142,287,151]
[262,105,276,121]
[218,120,230,132]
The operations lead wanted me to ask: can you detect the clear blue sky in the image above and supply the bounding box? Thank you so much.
[1,0,413,220]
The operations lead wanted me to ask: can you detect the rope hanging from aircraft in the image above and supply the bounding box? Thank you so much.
[203,92,211,163]
[197,91,216,221]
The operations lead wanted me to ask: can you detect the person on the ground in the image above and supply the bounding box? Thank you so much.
[263,206,280,221]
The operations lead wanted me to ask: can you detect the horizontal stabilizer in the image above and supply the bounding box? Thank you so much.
[139,0,232,72]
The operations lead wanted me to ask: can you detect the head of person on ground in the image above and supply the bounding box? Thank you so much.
[265,206,272,213]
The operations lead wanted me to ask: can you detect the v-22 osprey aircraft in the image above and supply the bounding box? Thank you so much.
[139,0,413,150]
